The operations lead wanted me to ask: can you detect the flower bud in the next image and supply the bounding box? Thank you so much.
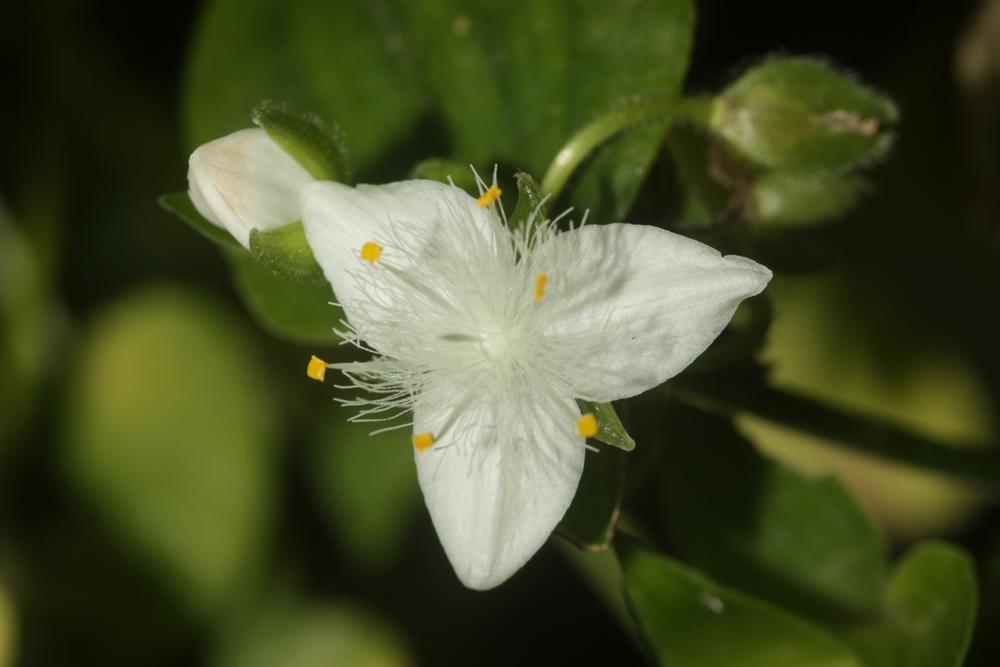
[710,57,898,170]
[187,128,314,249]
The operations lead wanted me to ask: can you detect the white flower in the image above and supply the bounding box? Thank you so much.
[301,174,771,590]
[187,128,314,249]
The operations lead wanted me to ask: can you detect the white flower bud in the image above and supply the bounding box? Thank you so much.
[187,128,313,249]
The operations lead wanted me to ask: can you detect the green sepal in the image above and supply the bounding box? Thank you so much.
[409,158,478,196]
[251,100,351,182]
[711,56,898,170]
[248,222,325,284]
[748,171,865,226]
[577,399,636,452]
[509,172,547,234]
[158,192,241,249]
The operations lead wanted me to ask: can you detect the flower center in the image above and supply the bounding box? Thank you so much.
[478,330,510,360]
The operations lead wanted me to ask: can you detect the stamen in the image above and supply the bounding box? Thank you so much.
[360,241,382,262]
[534,272,548,301]
[412,431,435,452]
[476,185,502,208]
[306,355,328,382]
[576,413,598,438]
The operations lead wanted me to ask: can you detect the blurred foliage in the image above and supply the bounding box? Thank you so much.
[63,287,279,618]
[740,273,995,540]
[0,205,63,453]
[306,416,420,573]
[212,600,413,667]
[2,0,1000,665]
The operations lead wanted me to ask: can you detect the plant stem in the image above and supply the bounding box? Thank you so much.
[671,376,1000,492]
[540,96,713,201]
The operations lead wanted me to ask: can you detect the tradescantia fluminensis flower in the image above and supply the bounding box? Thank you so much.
[188,134,772,590]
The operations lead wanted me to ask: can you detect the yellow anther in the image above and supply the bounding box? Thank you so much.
[577,413,598,439]
[306,355,328,382]
[360,241,382,262]
[534,272,548,301]
[412,431,435,452]
[477,185,502,208]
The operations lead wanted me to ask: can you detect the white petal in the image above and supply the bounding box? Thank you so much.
[187,128,313,248]
[413,383,585,590]
[534,223,771,402]
[300,179,495,330]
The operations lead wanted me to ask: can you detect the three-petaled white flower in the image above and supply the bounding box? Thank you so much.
[188,129,772,590]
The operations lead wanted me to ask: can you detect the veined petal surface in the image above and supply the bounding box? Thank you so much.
[533,223,771,402]
[412,383,586,590]
[300,179,498,337]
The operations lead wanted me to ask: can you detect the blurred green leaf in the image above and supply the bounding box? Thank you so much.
[556,542,636,639]
[393,0,695,219]
[0,583,16,667]
[307,416,420,572]
[558,446,625,550]
[228,251,342,345]
[882,542,976,667]
[621,542,863,667]
[711,57,897,170]
[659,409,887,619]
[184,0,425,174]
[577,400,635,452]
[748,171,865,226]
[252,100,351,181]
[409,158,479,195]
[248,222,326,284]
[63,286,278,617]
[158,192,241,249]
[0,206,62,449]
[213,601,412,667]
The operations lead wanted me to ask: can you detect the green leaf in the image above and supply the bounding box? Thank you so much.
[0,582,15,667]
[621,543,863,667]
[657,409,887,619]
[393,0,695,220]
[306,415,420,572]
[227,250,342,345]
[577,400,636,452]
[252,100,351,181]
[409,158,479,195]
[711,57,898,170]
[882,542,977,667]
[0,206,62,451]
[158,192,241,249]
[184,0,425,174]
[557,446,625,550]
[213,601,413,667]
[63,287,278,617]
[248,222,326,284]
